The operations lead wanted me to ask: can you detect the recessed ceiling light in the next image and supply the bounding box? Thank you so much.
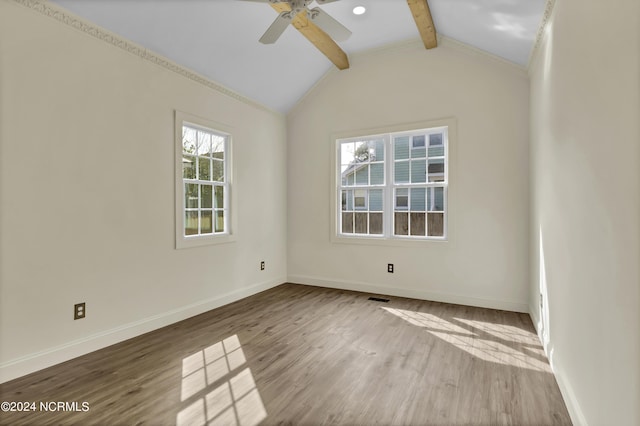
[353,6,366,15]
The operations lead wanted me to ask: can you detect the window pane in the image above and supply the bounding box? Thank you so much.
[201,185,213,208]
[428,158,445,176]
[185,211,198,235]
[434,187,444,211]
[355,165,369,185]
[212,135,225,160]
[363,140,377,162]
[183,127,197,154]
[201,211,213,234]
[411,159,426,183]
[394,212,409,235]
[354,141,369,162]
[197,131,211,156]
[394,137,409,160]
[215,211,225,233]
[198,157,211,181]
[346,190,353,210]
[185,183,198,208]
[427,187,445,211]
[370,213,383,234]
[428,146,444,157]
[354,189,367,209]
[410,212,426,236]
[354,212,368,234]
[212,159,224,182]
[341,142,355,166]
[373,139,385,161]
[346,173,355,186]
[342,212,353,233]
[429,133,443,146]
[412,136,426,158]
[215,186,224,209]
[396,188,408,209]
[410,188,425,211]
[394,161,409,183]
[370,163,384,185]
[412,146,426,158]
[428,213,444,236]
[183,155,196,179]
[369,189,383,211]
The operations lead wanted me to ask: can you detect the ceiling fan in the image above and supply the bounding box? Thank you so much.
[241,0,437,71]
[242,0,352,45]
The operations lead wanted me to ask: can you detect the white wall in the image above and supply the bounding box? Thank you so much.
[529,1,640,424]
[287,40,530,312]
[0,1,287,382]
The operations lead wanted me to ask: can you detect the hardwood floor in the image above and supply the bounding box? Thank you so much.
[0,284,571,425]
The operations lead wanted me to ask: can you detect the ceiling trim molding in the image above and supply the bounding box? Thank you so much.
[12,0,280,116]
[527,0,556,69]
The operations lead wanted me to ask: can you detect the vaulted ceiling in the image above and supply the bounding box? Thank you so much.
[51,0,545,113]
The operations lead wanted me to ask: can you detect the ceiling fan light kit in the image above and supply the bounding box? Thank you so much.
[247,0,351,45]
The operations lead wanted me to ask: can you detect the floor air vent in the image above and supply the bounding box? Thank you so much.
[368,297,390,303]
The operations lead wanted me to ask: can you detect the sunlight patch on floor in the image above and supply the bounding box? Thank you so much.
[177,335,267,426]
[382,307,550,373]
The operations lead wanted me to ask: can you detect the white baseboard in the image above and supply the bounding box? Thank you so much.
[551,353,589,426]
[529,302,542,339]
[288,274,529,313]
[529,304,588,426]
[0,277,285,384]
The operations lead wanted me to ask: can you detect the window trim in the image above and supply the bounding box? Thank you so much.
[175,111,236,249]
[330,118,456,247]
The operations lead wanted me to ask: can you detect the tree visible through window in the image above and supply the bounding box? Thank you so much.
[181,124,228,237]
[337,126,448,240]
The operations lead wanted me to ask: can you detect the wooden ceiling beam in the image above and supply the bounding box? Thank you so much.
[407,0,437,49]
[270,3,349,70]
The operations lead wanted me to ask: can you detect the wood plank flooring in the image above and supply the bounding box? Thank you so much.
[0,284,571,425]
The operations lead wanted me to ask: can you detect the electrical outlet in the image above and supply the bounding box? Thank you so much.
[260,261,265,271]
[74,302,86,320]
[387,263,394,273]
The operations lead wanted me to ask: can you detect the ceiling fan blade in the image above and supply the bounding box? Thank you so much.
[269,2,349,70]
[307,7,351,42]
[407,0,437,49]
[259,12,292,44]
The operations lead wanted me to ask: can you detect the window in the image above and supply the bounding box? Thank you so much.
[175,112,233,249]
[339,138,385,235]
[336,124,449,241]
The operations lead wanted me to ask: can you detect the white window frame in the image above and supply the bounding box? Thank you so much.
[331,118,455,246]
[175,111,235,249]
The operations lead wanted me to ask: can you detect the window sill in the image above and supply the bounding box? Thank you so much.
[176,233,236,249]
[331,233,447,248]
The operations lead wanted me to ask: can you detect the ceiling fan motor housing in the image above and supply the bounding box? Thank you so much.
[289,0,315,14]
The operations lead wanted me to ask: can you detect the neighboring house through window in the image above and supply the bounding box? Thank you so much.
[336,122,450,241]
